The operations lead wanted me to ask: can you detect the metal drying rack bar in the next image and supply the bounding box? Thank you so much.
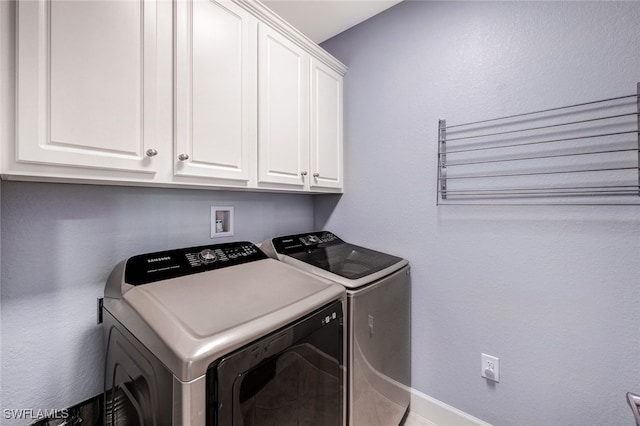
[436,83,640,205]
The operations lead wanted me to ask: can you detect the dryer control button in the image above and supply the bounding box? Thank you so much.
[198,249,217,263]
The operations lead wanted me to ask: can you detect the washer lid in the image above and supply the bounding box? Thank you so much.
[104,243,344,381]
[265,231,408,288]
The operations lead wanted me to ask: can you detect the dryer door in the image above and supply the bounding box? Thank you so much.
[104,324,173,426]
[209,301,344,426]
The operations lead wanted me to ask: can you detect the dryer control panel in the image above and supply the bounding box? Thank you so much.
[124,242,267,285]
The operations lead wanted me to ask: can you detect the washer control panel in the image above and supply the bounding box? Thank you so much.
[125,242,266,285]
[272,231,342,254]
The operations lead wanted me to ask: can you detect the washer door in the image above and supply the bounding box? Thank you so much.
[210,301,344,426]
[288,244,403,281]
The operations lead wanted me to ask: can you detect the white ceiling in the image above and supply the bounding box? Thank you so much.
[262,0,402,43]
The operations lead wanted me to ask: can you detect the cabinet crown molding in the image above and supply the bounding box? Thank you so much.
[233,0,348,76]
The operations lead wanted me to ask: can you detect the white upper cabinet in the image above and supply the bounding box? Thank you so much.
[174,0,257,185]
[310,58,343,190]
[15,0,171,178]
[6,0,346,193]
[257,25,345,192]
[257,23,310,188]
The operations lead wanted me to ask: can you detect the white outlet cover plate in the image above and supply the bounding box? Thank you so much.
[481,353,500,382]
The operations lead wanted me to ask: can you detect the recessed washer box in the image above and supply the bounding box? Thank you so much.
[211,206,234,238]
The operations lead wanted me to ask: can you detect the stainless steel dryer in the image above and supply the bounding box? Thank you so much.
[102,241,346,426]
[261,232,411,426]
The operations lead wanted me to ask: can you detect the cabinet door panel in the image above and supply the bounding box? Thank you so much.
[175,0,255,182]
[17,0,161,174]
[310,59,343,190]
[257,24,309,187]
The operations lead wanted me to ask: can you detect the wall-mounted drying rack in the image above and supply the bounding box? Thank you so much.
[437,83,640,205]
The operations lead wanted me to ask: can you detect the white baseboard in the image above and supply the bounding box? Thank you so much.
[409,388,493,426]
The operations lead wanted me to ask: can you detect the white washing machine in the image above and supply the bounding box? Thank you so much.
[261,232,411,426]
[102,241,346,426]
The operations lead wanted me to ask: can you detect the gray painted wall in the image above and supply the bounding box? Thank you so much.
[318,2,640,425]
[0,181,314,424]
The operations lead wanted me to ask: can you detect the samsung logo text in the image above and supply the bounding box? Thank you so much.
[147,256,171,263]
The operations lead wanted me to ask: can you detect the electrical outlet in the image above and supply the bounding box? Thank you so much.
[481,353,500,382]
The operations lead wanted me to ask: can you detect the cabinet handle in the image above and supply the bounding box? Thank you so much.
[300,171,308,176]
[145,149,158,157]
[313,173,320,178]
[178,153,190,161]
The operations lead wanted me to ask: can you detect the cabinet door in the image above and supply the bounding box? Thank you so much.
[174,0,256,183]
[16,0,167,176]
[310,58,343,191]
[257,24,310,188]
